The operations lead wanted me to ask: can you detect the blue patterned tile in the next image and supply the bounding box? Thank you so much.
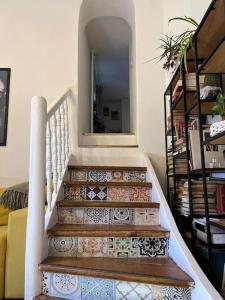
[81,276,115,300]
[88,171,112,182]
[48,273,81,299]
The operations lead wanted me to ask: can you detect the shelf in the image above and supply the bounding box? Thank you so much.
[190,168,225,176]
[198,36,225,73]
[173,151,187,159]
[203,130,225,145]
[172,91,196,111]
[210,219,225,231]
[187,99,216,115]
[168,173,188,178]
[196,0,225,59]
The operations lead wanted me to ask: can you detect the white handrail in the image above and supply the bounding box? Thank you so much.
[25,89,73,300]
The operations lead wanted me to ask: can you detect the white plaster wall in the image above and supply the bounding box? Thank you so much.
[0,0,212,188]
[0,0,78,184]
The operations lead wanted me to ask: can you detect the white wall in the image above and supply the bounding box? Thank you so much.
[0,0,212,187]
[0,0,78,184]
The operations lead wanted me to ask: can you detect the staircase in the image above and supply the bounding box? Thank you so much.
[36,165,194,300]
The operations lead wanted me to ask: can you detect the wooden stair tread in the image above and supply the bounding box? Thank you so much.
[47,224,169,237]
[35,296,66,300]
[57,200,160,208]
[39,257,194,288]
[64,180,151,188]
[68,165,147,171]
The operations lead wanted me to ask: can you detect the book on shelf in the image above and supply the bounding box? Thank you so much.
[189,129,225,170]
[216,185,225,214]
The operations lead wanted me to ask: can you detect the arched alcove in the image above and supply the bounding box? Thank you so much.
[78,0,136,143]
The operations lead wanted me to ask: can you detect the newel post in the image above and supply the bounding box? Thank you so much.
[25,96,47,299]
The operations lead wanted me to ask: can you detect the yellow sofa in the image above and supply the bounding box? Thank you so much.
[0,207,27,299]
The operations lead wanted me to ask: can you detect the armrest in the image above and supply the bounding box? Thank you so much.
[4,208,27,299]
[0,226,7,299]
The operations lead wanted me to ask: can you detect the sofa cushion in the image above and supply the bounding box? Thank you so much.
[0,226,7,299]
[0,183,28,210]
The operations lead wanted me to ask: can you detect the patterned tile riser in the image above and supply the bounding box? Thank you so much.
[48,237,168,258]
[64,186,152,202]
[69,170,147,183]
[42,272,192,300]
[58,207,159,226]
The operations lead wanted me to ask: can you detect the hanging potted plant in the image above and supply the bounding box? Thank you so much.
[210,93,225,137]
[154,16,198,72]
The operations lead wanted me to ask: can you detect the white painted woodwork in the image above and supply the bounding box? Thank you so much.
[46,121,52,210]
[25,96,47,299]
[25,90,72,299]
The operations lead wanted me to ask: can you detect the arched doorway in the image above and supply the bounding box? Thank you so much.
[78,0,136,144]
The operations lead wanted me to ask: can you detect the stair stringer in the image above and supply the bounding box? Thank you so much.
[144,153,222,300]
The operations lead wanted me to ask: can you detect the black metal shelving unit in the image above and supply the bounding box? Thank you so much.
[164,0,225,293]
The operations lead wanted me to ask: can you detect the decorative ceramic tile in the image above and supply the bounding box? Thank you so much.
[110,208,134,224]
[42,272,50,294]
[116,281,152,300]
[152,286,191,300]
[111,171,124,182]
[64,186,86,201]
[81,276,115,300]
[88,170,112,182]
[128,171,147,183]
[108,237,138,257]
[137,238,168,257]
[70,170,87,181]
[134,208,159,225]
[49,273,81,299]
[129,187,150,202]
[49,237,78,257]
[58,207,84,224]
[86,186,107,200]
[108,187,130,202]
[77,237,108,257]
[84,208,110,224]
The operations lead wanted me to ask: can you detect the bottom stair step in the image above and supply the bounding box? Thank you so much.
[39,257,194,288]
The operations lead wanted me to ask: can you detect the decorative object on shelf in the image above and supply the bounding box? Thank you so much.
[0,68,11,146]
[210,93,225,137]
[153,16,198,72]
[200,86,222,101]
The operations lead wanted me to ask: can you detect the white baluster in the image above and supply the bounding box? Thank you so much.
[64,98,69,159]
[46,121,52,210]
[51,115,58,194]
[60,103,66,170]
[56,109,62,182]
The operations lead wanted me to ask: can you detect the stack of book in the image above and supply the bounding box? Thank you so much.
[174,138,186,156]
[172,80,183,102]
[175,179,218,217]
[185,73,205,91]
[175,159,188,174]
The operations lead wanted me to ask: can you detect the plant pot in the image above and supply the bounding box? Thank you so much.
[210,119,225,137]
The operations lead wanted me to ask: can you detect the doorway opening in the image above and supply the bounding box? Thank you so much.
[86,17,131,133]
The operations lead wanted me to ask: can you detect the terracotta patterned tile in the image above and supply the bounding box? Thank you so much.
[129,187,150,202]
[58,207,84,224]
[81,276,115,300]
[128,171,146,182]
[48,237,78,257]
[109,208,134,224]
[77,237,108,257]
[107,187,130,202]
[64,186,86,201]
[88,171,112,182]
[84,208,110,224]
[137,237,168,257]
[134,208,159,225]
[86,186,107,200]
[108,237,138,257]
[70,170,87,181]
